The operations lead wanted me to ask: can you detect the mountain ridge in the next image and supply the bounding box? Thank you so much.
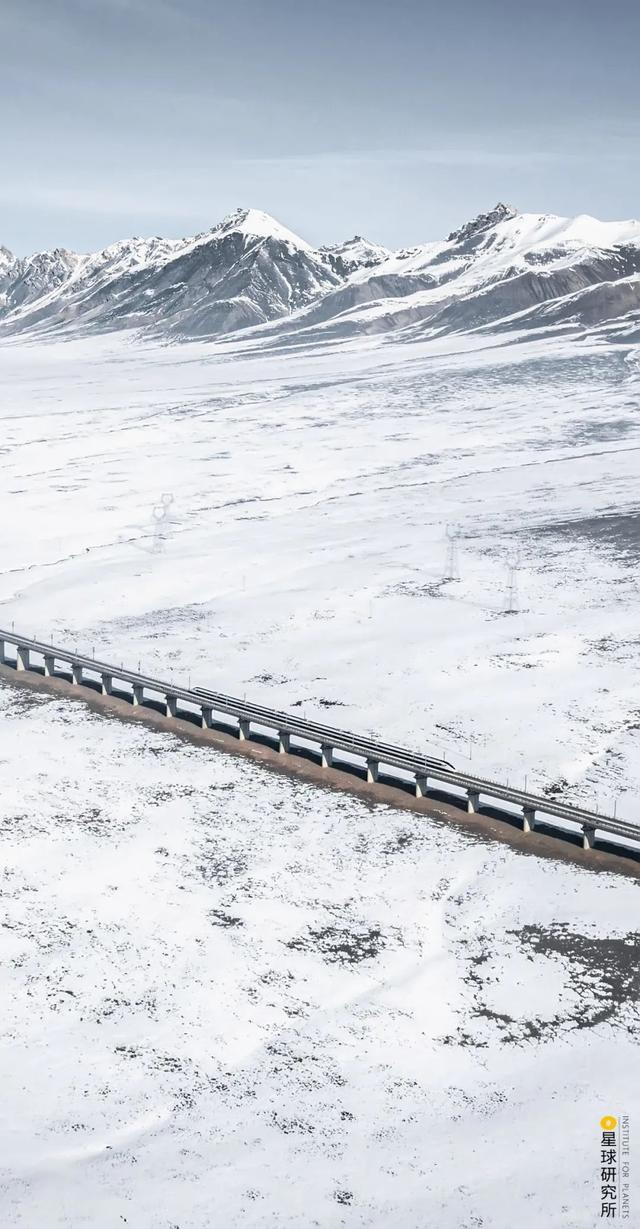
[2,204,639,343]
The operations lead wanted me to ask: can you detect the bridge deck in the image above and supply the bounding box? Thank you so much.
[1,628,637,853]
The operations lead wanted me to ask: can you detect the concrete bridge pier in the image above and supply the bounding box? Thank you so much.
[366,758,379,784]
[165,693,178,718]
[321,744,333,768]
[101,674,113,696]
[415,774,428,798]
[0,640,5,664]
[132,683,144,706]
[278,731,291,754]
[238,718,250,741]
[200,706,213,729]
[582,823,597,850]
[466,789,480,814]
[44,655,56,678]
[522,806,536,834]
[71,663,83,685]
[16,645,29,671]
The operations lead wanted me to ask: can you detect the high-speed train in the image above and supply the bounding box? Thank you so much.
[193,685,455,772]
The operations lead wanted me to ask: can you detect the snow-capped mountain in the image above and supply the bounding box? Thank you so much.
[446,200,517,243]
[0,244,16,279]
[2,204,640,342]
[0,209,342,338]
[0,248,81,312]
[285,207,640,342]
[320,235,392,275]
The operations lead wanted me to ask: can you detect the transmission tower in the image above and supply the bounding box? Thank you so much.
[504,550,521,614]
[444,525,461,581]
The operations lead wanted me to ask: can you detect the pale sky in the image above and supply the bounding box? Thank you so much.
[1,0,639,255]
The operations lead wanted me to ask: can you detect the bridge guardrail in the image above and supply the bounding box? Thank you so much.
[0,628,637,853]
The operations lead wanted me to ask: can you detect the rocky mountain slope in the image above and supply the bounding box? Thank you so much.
[285,206,640,342]
[2,203,640,342]
[0,209,344,339]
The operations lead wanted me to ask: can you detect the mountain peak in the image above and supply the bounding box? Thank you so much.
[212,207,312,251]
[447,202,518,244]
[320,234,391,272]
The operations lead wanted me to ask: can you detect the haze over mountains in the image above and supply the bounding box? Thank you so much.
[2,202,640,344]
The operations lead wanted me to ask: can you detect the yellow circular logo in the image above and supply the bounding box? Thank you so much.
[600,1116,618,1131]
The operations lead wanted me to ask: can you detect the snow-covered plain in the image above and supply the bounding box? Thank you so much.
[1,321,640,1226]
[0,682,638,1228]
[1,326,639,812]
